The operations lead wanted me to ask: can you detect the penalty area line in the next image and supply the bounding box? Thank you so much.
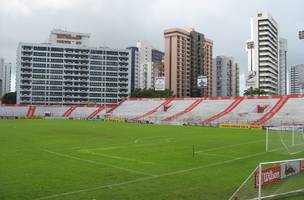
[36,149,276,200]
[195,139,264,154]
[87,151,155,165]
[44,149,155,177]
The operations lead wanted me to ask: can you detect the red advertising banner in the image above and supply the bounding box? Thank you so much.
[255,166,281,188]
[301,160,304,172]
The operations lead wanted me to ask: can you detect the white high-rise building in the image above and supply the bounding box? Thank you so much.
[16,30,131,105]
[0,58,11,97]
[137,41,153,89]
[135,41,164,90]
[278,38,288,95]
[246,12,279,95]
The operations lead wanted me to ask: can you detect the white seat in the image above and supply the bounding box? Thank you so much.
[268,97,304,126]
[111,99,165,119]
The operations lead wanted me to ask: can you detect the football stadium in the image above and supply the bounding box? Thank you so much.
[1,1,304,199]
[1,95,304,200]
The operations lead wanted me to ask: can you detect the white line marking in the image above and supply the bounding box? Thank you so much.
[195,139,264,154]
[87,152,155,165]
[66,137,173,151]
[44,150,155,177]
[36,149,277,200]
[79,140,172,152]
[198,152,237,159]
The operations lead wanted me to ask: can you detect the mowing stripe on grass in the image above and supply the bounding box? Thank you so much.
[44,150,155,177]
[36,149,278,200]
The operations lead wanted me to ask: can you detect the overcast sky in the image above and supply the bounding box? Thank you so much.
[1,0,304,93]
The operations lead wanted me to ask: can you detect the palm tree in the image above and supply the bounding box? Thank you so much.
[243,87,267,96]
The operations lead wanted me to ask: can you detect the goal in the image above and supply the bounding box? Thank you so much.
[266,126,304,155]
[230,158,304,200]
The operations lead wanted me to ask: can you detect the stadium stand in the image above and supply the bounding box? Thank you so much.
[175,97,236,124]
[0,105,29,117]
[266,95,304,126]
[111,98,166,120]
[252,96,289,125]
[162,98,203,122]
[34,106,71,118]
[217,96,280,125]
[144,99,198,123]
[202,96,244,125]
[63,106,78,118]
[69,106,102,119]
[132,98,174,121]
[1,95,304,126]
[26,105,36,118]
[87,106,105,119]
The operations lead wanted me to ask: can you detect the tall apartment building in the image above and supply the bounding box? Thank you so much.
[0,58,12,97]
[135,41,164,90]
[152,49,165,84]
[137,41,153,89]
[246,12,279,95]
[164,28,213,97]
[290,64,304,94]
[126,47,139,91]
[212,56,239,97]
[278,38,288,95]
[202,39,213,97]
[16,29,131,105]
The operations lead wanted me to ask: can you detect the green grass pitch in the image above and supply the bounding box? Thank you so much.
[0,120,303,200]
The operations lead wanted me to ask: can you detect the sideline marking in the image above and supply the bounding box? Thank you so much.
[44,150,155,177]
[199,152,237,159]
[36,149,278,200]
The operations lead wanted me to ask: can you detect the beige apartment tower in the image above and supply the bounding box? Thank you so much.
[164,28,213,97]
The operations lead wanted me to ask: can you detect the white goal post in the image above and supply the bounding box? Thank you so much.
[265,126,304,155]
[229,158,304,200]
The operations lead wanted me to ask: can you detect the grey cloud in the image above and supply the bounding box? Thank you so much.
[1,0,304,92]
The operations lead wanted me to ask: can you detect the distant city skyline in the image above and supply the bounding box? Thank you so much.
[1,0,304,94]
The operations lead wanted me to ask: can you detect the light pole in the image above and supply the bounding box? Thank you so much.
[247,41,254,72]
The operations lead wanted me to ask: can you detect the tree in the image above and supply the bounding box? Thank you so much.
[243,87,267,96]
[1,92,16,104]
[130,88,174,98]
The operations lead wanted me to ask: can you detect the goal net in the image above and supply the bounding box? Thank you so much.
[266,126,304,155]
[229,158,304,200]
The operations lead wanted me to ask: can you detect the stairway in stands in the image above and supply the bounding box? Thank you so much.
[26,105,36,118]
[202,97,244,125]
[162,99,203,122]
[88,106,104,119]
[253,96,289,126]
[132,98,174,121]
[106,99,127,113]
[63,106,77,118]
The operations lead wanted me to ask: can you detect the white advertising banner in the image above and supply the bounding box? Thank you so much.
[280,160,301,179]
[197,75,208,88]
[155,77,165,91]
